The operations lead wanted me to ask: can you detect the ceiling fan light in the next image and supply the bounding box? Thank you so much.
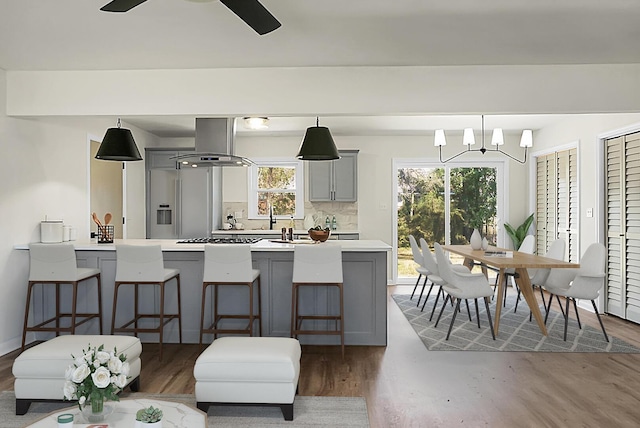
[95,120,142,161]
[463,128,476,146]
[434,129,447,147]
[491,128,504,146]
[296,124,340,161]
[520,129,533,148]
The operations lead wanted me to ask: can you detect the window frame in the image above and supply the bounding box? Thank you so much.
[247,157,304,220]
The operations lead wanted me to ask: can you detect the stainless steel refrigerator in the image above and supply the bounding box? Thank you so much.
[146,151,222,239]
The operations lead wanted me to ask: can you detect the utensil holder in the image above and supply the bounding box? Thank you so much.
[97,225,114,244]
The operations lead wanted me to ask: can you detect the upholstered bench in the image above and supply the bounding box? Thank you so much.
[194,337,301,420]
[12,335,142,415]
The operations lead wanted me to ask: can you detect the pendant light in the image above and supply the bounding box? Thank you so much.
[95,118,143,161]
[296,117,340,161]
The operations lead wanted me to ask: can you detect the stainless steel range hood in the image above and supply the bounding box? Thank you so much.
[172,118,252,167]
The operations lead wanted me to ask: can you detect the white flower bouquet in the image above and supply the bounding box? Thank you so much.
[63,343,130,414]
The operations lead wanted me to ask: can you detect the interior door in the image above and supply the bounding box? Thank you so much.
[90,140,123,238]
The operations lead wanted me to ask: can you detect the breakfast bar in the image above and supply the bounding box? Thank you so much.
[19,239,389,347]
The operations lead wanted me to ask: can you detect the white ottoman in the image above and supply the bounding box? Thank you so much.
[194,337,301,421]
[12,335,142,415]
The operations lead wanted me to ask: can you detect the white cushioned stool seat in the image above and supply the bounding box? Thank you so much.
[194,336,301,421]
[12,335,142,415]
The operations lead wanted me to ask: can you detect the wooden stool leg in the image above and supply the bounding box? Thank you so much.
[55,283,61,336]
[213,284,219,340]
[111,282,119,335]
[22,282,35,351]
[257,277,263,336]
[176,275,182,343]
[200,283,208,346]
[96,275,103,334]
[159,282,165,362]
[249,282,254,337]
[339,283,345,358]
[71,282,78,334]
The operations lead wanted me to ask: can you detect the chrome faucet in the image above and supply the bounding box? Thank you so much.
[269,205,277,230]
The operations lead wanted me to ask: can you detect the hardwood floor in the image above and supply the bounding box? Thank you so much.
[3,285,640,427]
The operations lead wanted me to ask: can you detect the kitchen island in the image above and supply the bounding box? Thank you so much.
[17,239,389,346]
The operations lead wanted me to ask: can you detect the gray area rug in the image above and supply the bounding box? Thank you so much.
[392,292,640,352]
[0,391,369,428]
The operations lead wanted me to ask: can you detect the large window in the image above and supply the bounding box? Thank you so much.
[248,158,304,219]
[395,160,505,281]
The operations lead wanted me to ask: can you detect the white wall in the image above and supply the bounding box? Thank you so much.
[0,72,157,353]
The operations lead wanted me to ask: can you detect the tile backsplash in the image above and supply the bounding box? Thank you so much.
[222,201,358,231]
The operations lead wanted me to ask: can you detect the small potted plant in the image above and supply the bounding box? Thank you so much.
[135,405,163,428]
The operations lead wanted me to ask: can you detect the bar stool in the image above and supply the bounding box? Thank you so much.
[111,244,181,361]
[22,243,102,351]
[291,244,344,357]
[200,244,261,345]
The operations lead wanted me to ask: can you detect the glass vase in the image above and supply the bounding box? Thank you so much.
[81,397,115,424]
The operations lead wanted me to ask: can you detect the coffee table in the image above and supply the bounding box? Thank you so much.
[25,398,207,428]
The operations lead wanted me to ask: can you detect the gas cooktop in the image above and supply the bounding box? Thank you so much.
[176,237,262,244]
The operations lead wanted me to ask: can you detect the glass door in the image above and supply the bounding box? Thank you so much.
[396,162,502,282]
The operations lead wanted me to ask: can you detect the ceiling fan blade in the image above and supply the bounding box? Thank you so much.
[220,0,281,35]
[100,0,149,13]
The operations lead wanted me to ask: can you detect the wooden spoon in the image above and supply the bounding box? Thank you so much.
[92,212,107,240]
[104,212,112,225]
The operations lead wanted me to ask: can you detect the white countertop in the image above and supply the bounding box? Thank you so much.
[211,229,360,235]
[15,239,390,252]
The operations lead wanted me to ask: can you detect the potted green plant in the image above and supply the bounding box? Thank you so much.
[504,213,535,250]
[135,405,163,428]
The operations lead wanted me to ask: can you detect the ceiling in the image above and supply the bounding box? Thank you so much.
[2,1,638,137]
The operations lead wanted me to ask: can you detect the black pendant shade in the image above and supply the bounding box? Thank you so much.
[95,120,143,161]
[296,119,340,161]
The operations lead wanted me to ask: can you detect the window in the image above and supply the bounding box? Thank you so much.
[248,158,304,219]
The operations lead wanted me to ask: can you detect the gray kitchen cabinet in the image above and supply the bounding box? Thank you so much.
[308,150,358,202]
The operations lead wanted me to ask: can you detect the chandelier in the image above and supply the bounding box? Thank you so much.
[434,115,532,164]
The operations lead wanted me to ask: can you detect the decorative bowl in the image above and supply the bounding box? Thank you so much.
[308,228,331,242]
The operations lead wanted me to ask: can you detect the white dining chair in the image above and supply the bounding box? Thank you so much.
[433,243,496,340]
[542,243,608,342]
[419,238,470,321]
[409,235,431,306]
[524,238,566,320]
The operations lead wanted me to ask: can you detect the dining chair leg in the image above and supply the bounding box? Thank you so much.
[591,300,609,342]
[556,295,566,317]
[410,274,422,300]
[572,298,581,329]
[483,297,496,340]
[427,287,443,319]
[465,299,472,322]
[544,293,554,325]
[446,299,461,340]
[474,298,481,328]
[563,296,571,341]
[434,294,450,328]
[416,276,429,306]
[418,281,435,308]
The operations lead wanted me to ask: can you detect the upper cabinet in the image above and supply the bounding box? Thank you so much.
[308,150,359,202]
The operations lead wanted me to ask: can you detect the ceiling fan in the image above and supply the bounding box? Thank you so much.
[100,0,281,35]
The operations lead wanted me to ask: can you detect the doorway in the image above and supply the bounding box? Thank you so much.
[90,140,123,239]
[394,160,505,284]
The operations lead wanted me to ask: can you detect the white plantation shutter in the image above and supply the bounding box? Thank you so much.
[606,136,623,317]
[535,148,577,261]
[606,131,640,323]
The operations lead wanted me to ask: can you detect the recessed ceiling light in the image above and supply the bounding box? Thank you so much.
[243,117,269,130]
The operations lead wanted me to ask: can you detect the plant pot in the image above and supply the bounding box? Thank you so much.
[469,229,482,250]
[135,421,162,428]
[481,237,489,251]
[80,399,115,424]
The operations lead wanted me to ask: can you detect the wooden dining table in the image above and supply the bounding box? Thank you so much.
[442,245,579,336]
